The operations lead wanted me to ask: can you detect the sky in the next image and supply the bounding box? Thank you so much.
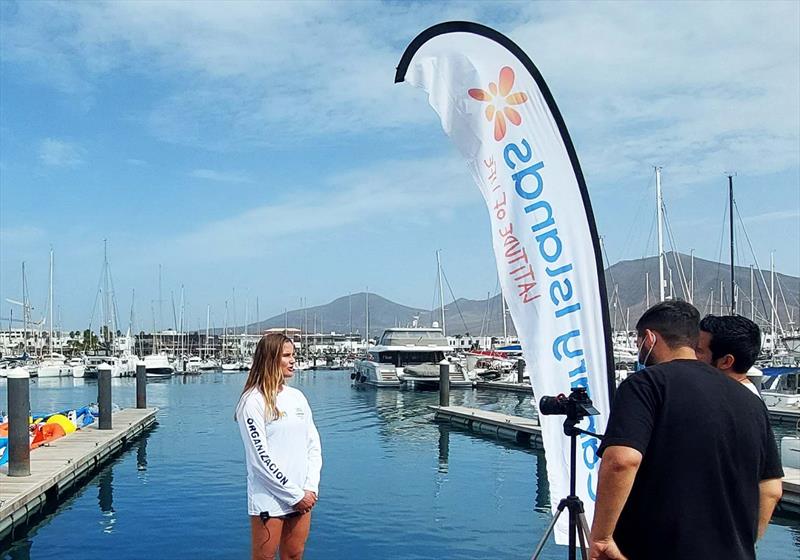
[1,1,798,332]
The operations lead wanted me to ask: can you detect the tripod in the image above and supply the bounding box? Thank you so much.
[531,417,600,560]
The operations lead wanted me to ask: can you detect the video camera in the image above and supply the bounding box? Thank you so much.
[538,387,599,421]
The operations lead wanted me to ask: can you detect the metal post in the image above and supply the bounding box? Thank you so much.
[136,363,147,409]
[517,358,525,384]
[439,360,450,407]
[98,363,112,430]
[7,367,31,477]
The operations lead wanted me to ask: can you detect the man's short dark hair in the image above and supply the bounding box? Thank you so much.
[635,300,700,349]
[699,315,761,373]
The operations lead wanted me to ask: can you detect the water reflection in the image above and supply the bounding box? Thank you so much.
[3,539,31,560]
[97,468,116,534]
[136,433,149,474]
[535,451,551,512]
[437,424,450,474]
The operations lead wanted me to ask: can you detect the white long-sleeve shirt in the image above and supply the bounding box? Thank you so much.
[236,386,322,516]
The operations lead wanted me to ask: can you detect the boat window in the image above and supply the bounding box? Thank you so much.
[379,352,396,364]
[398,351,443,366]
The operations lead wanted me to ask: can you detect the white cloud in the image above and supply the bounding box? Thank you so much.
[743,209,800,224]
[126,158,148,166]
[167,155,474,261]
[189,168,253,184]
[38,138,85,167]
[4,2,799,185]
[0,225,46,244]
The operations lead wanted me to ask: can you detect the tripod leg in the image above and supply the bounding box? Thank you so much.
[531,504,565,560]
[576,512,591,560]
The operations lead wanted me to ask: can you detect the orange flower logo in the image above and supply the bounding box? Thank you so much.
[468,67,529,142]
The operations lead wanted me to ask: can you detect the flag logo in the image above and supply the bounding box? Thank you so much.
[468,66,529,141]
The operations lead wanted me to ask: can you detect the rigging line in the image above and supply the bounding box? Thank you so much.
[776,274,794,327]
[108,262,121,335]
[734,201,784,333]
[640,206,657,292]
[441,267,470,334]
[87,260,105,332]
[661,204,690,300]
[600,237,617,289]
[753,263,771,327]
[490,276,500,336]
[429,268,439,327]
[713,190,729,303]
[620,170,656,262]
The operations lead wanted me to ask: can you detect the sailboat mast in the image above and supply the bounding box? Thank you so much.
[770,251,775,335]
[365,289,370,352]
[49,248,53,356]
[645,272,650,309]
[750,265,754,321]
[436,250,446,337]
[157,264,162,336]
[501,294,508,340]
[205,305,210,361]
[690,249,694,304]
[728,175,736,315]
[224,300,228,360]
[22,262,27,355]
[656,167,665,302]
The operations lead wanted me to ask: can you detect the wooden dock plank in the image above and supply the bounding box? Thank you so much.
[0,408,157,543]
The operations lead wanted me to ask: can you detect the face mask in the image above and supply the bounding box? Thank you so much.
[634,333,655,372]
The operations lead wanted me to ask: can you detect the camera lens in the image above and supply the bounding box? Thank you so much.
[539,395,567,416]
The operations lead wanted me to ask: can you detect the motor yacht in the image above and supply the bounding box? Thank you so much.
[353,327,473,387]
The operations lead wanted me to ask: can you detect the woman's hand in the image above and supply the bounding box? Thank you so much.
[293,490,317,513]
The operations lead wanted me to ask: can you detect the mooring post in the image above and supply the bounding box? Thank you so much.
[98,363,112,430]
[439,359,450,407]
[7,366,31,477]
[136,362,147,409]
[517,358,525,384]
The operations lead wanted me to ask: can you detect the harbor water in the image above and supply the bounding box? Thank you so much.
[2,370,798,559]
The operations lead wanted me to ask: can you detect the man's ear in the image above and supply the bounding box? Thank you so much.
[718,354,736,371]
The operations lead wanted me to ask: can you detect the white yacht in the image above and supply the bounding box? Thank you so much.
[143,353,175,377]
[37,353,72,378]
[85,355,127,377]
[353,327,473,387]
[68,357,86,378]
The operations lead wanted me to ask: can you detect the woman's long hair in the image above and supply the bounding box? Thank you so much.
[236,333,293,421]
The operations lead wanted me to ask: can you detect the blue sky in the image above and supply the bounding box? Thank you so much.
[1,1,798,331]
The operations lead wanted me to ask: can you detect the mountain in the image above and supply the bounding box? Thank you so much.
[605,252,799,330]
[247,254,798,337]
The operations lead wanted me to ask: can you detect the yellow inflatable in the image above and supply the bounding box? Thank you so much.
[46,414,77,434]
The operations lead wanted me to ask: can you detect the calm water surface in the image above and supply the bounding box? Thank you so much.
[1,371,798,559]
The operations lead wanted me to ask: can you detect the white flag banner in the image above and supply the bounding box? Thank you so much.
[396,22,615,543]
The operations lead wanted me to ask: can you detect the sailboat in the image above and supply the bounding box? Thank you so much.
[37,249,72,378]
[143,265,174,378]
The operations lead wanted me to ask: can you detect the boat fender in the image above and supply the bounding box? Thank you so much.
[46,414,77,434]
[350,372,356,380]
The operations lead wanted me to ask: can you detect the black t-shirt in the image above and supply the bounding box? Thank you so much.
[598,359,783,560]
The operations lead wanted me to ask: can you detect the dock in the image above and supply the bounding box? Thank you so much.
[476,380,533,393]
[0,407,157,543]
[430,405,543,447]
[768,405,800,424]
[431,405,800,515]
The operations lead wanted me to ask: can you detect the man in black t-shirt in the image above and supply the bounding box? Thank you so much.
[588,301,783,560]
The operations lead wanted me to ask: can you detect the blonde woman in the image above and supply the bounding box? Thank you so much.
[236,333,322,560]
